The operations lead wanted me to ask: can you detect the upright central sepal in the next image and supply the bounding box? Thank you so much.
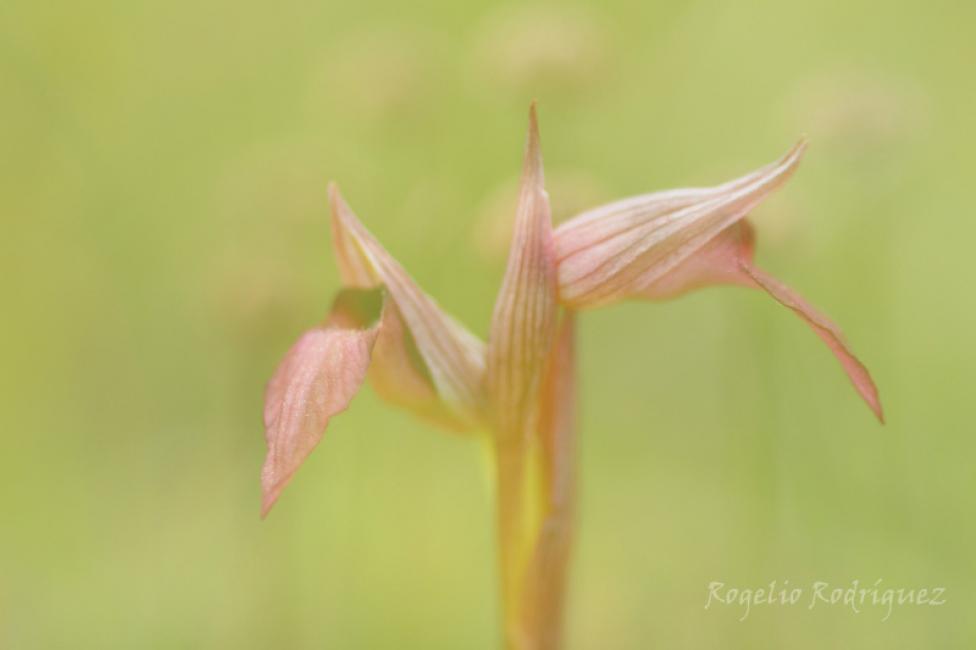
[486,104,562,649]
[487,103,560,441]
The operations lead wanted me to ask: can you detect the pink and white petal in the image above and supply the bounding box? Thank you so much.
[555,167,769,259]
[261,324,378,517]
[487,103,560,440]
[328,185,487,426]
[740,263,884,422]
[555,140,806,309]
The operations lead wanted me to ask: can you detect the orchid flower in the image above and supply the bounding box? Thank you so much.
[261,105,882,650]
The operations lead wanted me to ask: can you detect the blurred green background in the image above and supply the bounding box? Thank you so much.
[2,0,973,647]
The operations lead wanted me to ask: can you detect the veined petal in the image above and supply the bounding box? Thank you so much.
[261,291,382,517]
[555,140,806,309]
[487,104,561,649]
[637,221,757,299]
[642,221,883,422]
[262,186,492,516]
[487,103,559,439]
[328,184,487,426]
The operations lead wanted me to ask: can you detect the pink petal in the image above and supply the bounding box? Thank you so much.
[328,184,487,427]
[638,221,756,300]
[641,221,884,422]
[261,324,377,517]
[740,263,884,423]
[555,140,806,309]
[261,185,493,514]
[487,103,560,440]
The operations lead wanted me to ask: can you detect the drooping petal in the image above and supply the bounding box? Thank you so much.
[328,184,487,427]
[487,103,560,440]
[641,221,883,422]
[740,263,884,422]
[520,312,577,650]
[261,292,382,517]
[555,140,806,309]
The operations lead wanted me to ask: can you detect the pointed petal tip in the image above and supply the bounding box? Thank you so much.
[329,182,358,221]
[525,103,542,174]
[761,139,807,182]
[858,380,885,424]
[260,490,277,519]
[261,326,375,523]
[327,181,343,212]
[260,456,295,519]
[861,380,884,424]
[753,137,808,192]
[328,182,359,234]
[487,100,558,439]
[785,137,808,165]
[261,474,290,518]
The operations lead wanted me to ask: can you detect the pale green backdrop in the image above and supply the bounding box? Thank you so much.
[1,0,973,647]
